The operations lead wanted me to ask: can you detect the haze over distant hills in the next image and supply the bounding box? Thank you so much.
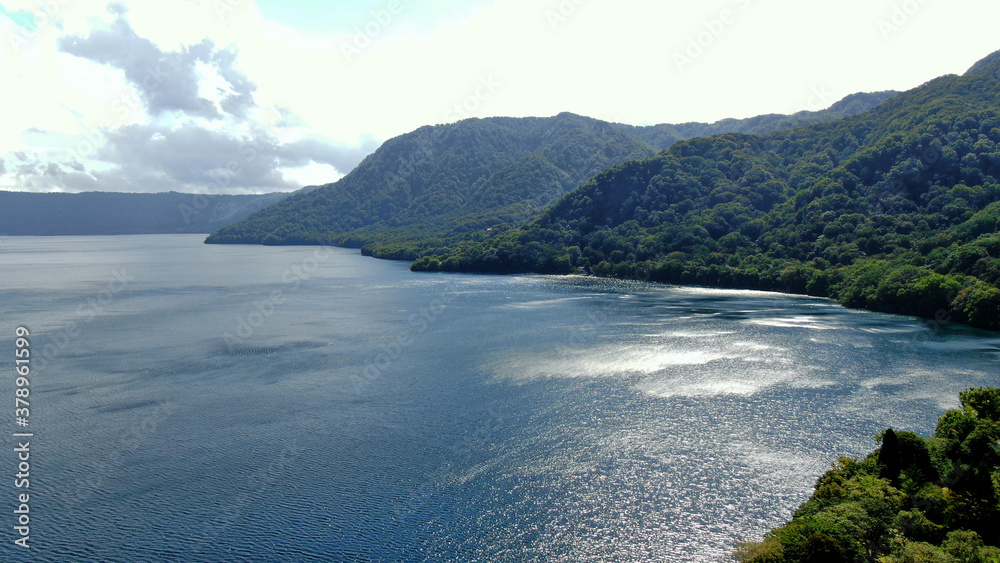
[0,191,292,235]
[205,91,897,258]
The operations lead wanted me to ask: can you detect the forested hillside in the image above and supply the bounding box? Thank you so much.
[204,94,895,259]
[416,52,1000,330]
[0,191,289,235]
[735,387,1000,562]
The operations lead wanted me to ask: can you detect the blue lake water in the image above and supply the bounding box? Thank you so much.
[1,234,998,562]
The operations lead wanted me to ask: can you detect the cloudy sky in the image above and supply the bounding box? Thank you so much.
[2,0,999,194]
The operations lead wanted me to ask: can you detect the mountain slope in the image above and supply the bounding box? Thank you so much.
[205,93,896,259]
[417,52,1000,330]
[0,191,290,235]
[630,91,899,146]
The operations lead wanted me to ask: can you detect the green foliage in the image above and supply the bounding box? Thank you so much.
[422,52,1000,331]
[206,97,896,259]
[772,518,855,562]
[734,537,785,563]
[980,547,1000,563]
[961,388,1000,421]
[941,530,986,562]
[887,541,959,563]
[208,113,664,250]
[895,509,946,544]
[937,410,980,441]
[882,428,904,487]
[735,388,1000,563]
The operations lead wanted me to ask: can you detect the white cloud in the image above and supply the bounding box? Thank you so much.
[0,0,380,193]
[57,13,255,120]
[281,161,345,188]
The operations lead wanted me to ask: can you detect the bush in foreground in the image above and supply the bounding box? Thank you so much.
[736,388,1000,563]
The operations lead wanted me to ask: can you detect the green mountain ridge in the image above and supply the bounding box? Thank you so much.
[416,51,1000,331]
[204,92,897,258]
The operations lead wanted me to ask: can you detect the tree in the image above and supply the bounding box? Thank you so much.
[880,428,903,487]
[802,533,851,563]
[736,388,1000,563]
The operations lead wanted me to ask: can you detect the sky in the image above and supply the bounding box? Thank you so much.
[2,0,999,194]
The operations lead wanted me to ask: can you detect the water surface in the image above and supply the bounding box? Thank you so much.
[1,235,997,562]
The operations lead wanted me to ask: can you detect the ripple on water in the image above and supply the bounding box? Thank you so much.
[6,237,999,563]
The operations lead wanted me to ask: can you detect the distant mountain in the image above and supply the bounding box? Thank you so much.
[205,92,897,259]
[419,51,1000,330]
[629,91,899,146]
[0,191,290,235]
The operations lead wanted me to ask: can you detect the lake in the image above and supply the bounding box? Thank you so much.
[1,234,997,562]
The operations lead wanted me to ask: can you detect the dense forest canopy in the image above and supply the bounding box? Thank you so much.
[735,387,1000,563]
[204,94,896,259]
[414,52,1000,330]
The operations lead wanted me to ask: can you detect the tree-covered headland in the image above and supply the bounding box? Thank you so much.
[735,387,1000,563]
